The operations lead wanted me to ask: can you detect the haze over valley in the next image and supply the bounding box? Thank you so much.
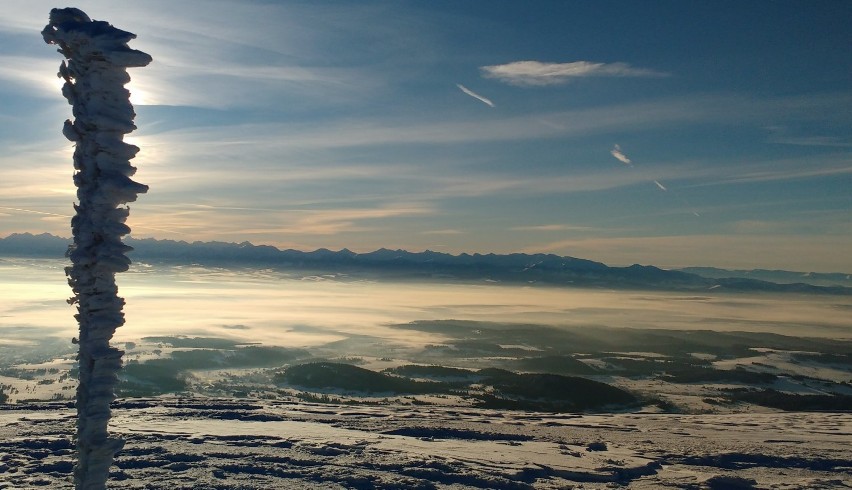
[2,243,851,488]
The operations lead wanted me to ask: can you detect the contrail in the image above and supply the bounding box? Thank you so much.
[607,148,701,217]
[456,84,495,107]
[610,144,632,165]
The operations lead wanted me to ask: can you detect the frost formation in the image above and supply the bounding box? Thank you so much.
[42,8,151,490]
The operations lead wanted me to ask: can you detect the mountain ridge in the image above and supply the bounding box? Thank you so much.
[2,232,849,294]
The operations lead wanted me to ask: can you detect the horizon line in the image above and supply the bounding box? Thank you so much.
[2,231,851,276]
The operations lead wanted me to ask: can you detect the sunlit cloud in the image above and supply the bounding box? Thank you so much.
[456,84,495,107]
[610,144,632,165]
[0,145,74,202]
[420,229,464,235]
[129,202,435,245]
[481,60,668,86]
[283,206,435,236]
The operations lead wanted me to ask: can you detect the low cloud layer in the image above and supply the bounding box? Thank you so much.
[481,61,667,87]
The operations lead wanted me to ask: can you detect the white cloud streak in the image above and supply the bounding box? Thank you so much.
[653,180,667,191]
[481,60,668,87]
[456,84,495,107]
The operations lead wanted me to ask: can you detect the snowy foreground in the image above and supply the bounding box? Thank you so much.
[2,398,849,489]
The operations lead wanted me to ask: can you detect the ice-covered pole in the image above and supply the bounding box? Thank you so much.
[42,8,151,490]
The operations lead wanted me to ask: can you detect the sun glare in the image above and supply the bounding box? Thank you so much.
[127,80,148,106]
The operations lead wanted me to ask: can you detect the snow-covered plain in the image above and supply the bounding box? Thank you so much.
[2,398,851,489]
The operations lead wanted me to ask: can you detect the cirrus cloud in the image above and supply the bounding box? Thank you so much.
[481,60,668,87]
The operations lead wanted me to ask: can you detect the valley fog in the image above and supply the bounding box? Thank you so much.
[2,258,850,350]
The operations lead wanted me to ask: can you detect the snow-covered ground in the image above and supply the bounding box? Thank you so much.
[2,259,851,488]
[2,398,850,489]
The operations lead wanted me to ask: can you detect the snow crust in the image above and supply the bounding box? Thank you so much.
[1,398,850,489]
[42,8,150,490]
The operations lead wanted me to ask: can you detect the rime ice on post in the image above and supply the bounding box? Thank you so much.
[42,8,151,490]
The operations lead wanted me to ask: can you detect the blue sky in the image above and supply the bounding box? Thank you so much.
[0,0,850,271]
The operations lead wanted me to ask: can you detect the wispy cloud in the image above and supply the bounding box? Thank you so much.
[456,84,495,107]
[685,153,852,187]
[653,180,667,191]
[511,224,592,232]
[12,90,846,244]
[0,206,70,218]
[610,144,632,165]
[129,203,435,243]
[285,206,434,236]
[729,220,791,234]
[481,61,668,87]
[131,56,370,108]
[773,136,852,147]
[0,1,384,109]
[0,56,64,99]
[127,110,850,204]
[134,94,768,151]
[764,126,852,148]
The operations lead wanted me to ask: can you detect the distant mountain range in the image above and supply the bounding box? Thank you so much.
[679,267,852,288]
[1,232,850,294]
